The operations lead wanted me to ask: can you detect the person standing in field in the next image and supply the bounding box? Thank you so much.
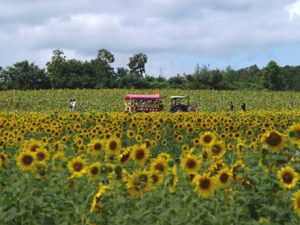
[241,101,246,111]
[72,99,76,112]
[229,101,234,111]
[69,99,73,112]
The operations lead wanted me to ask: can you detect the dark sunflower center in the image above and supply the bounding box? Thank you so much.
[145,141,151,148]
[37,152,46,161]
[94,143,101,150]
[0,155,6,161]
[203,135,212,143]
[109,141,117,151]
[266,132,282,147]
[282,172,293,184]
[220,173,229,183]
[199,178,210,190]
[297,198,300,208]
[135,149,145,160]
[120,152,130,162]
[189,173,196,181]
[151,174,159,183]
[186,159,196,169]
[30,145,39,152]
[73,162,84,172]
[155,163,165,172]
[212,145,222,154]
[91,167,99,175]
[22,155,33,165]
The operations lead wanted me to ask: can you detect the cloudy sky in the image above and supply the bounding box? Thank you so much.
[1,0,300,77]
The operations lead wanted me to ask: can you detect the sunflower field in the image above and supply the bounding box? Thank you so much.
[1,90,300,225]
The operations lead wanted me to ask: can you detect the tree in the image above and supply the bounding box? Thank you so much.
[262,60,282,90]
[91,49,116,88]
[46,49,66,89]
[128,53,148,77]
[1,61,49,89]
[97,49,115,64]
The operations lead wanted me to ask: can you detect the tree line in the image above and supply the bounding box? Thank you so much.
[1,49,300,91]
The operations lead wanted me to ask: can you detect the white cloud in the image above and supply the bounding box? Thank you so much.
[0,0,300,75]
[286,0,300,20]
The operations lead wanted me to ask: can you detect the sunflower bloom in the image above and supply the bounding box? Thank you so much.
[292,189,300,217]
[127,169,151,197]
[192,174,216,198]
[16,151,36,171]
[67,156,87,177]
[277,166,299,189]
[150,158,168,174]
[131,144,149,166]
[289,124,300,147]
[181,154,201,174]
[199,132,216,147]
[216,167,233,188]
[209,141,225,158]
[104,137,121,155]
[90,185,108,213]
[261,130,285,152]
[88,162,101,179]
[88,139,105,156]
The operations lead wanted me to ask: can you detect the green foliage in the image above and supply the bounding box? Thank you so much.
[1,49,300,91]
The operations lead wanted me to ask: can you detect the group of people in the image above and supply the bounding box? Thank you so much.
[229,101,246,111]
[69,99,77,112]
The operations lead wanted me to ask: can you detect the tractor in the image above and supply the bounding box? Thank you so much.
[170,96,198,112]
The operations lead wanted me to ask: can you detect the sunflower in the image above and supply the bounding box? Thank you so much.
[149,170,163,186]
[126,169,151,197]
[35,148,49,164]
[237,143,244,159]
[90,185,108,213]
[261,130,285,152]
[161,139,168,146]
[169,165,178,193]
[23,139,45,152]
[104,137,121,155]
[192,174,216,198]
[16,151,36,171]
[199,132,216,147]
[88,162,101,179]
[216,167,233,188]
[144,139,153,149]
[150,158,168,174]
[131,144,149,166]
[289,124,300,147]
[181,154,201,174]
[292,189,300,217]
[126,130,135,139]
[157,152,172,161]
[208,141,225,158]
[88,139,105,156]
[135,134,143,142]
[67,156,87,177]
[118,149,131,164]
[277,166,299,189]
[0,152,8,168]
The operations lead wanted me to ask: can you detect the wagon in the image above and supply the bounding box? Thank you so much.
[124,91,165,112]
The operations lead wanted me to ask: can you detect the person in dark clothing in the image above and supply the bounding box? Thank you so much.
[241,101,246,111]
[229,101,234,111]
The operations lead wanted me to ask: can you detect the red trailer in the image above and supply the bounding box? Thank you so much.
[124,91,165,112]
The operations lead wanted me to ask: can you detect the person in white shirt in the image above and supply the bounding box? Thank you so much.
[72,99,76,112]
